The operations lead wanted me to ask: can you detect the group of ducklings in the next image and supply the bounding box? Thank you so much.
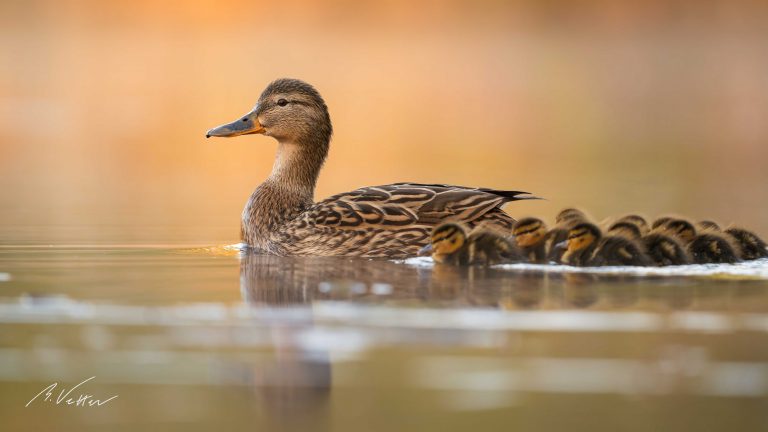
[422,208,768,267]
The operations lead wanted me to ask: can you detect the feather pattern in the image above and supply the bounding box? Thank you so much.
[247,183,534,258]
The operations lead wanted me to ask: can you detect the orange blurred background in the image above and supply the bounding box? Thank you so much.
[1,0,767,244]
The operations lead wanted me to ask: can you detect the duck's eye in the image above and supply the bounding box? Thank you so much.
[277,99,288,107]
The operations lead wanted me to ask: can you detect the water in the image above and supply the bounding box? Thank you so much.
[2,244,768,431]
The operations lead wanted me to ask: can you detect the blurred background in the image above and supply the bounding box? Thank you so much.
[1,0,767,245]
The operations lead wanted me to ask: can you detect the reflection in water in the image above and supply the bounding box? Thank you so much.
[239,252,768,312]
[3,246,768,430]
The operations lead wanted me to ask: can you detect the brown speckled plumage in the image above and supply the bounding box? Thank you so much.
[208,79,534,258]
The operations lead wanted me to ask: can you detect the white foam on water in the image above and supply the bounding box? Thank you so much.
[403,257,768,279]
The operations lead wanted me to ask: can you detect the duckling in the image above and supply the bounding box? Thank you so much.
[422,222,525,266]
[652,216,674,230]
[555,208,587,225]
[658,218,697,244]
[642,232,691,266]
[688,232,740,264]
[559,222,600,266]
[561,222,650,267]
[607,221,643,240]
[512,217,548,263]
[725,227,768,260]
[590,236,652,267]
[615,214,650,235]
[698,220,721,231]
[546,208,589,263]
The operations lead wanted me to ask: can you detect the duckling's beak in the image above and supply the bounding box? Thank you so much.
[418,244,433,257]
[554,240,568,250]
[206,107,265,138]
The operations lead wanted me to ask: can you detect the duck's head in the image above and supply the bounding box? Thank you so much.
[563,222,601,252]
[512,217,547,247]
[421,222,467,263]
[206,78,332,145]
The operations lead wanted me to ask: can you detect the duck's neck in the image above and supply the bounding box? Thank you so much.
[267,137,328,199]
[242,135,330,248]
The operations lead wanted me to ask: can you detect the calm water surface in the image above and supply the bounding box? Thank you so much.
[2,243,768,431]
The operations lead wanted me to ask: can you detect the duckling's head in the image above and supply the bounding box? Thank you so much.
[565,222,601,252]
[555,208,586,225]
[206,78,332,146]
[512,217,547,247]
[698,220,721,231]
[427,223,467,263]
[652,216,674,229]
[664,219,697,243]
[607,221,642,240]
[616,214,649,234]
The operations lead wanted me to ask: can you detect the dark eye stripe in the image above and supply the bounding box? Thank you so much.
[515,226,540,235]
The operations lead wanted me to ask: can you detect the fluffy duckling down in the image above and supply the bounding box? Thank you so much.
[560,222,650,267]
[421,222,525,266]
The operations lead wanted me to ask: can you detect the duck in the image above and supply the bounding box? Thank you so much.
[698,220,721,231]
[652,216,674,230]
[560,222,650,266]
[658,218,697,243]
[206,79,535,258]
[555,208,587,225]
[724,227,768,260]
[607,221,643,240]
[512,217,548,263]
[420,222,526,266]
[545,208,588,263]
[688,231,741,264]
[614,214,650,235]
[642,232,691,266]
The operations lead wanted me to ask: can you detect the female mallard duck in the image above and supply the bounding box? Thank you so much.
[560,222,650,266]
[421,222,525,266]
[512,217,548,263]
[206,79,534,258]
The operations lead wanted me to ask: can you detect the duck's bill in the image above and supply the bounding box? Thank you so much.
[418,244,433,257]
[554,240,568,250]
[206,108,265,138]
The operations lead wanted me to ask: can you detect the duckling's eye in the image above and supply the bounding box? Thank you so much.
[277,99,288,107]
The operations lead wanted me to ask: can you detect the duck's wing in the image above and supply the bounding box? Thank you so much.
[305,183,536,229]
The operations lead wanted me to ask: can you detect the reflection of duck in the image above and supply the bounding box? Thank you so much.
[422,222,525,266]
[207,78,535,258]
